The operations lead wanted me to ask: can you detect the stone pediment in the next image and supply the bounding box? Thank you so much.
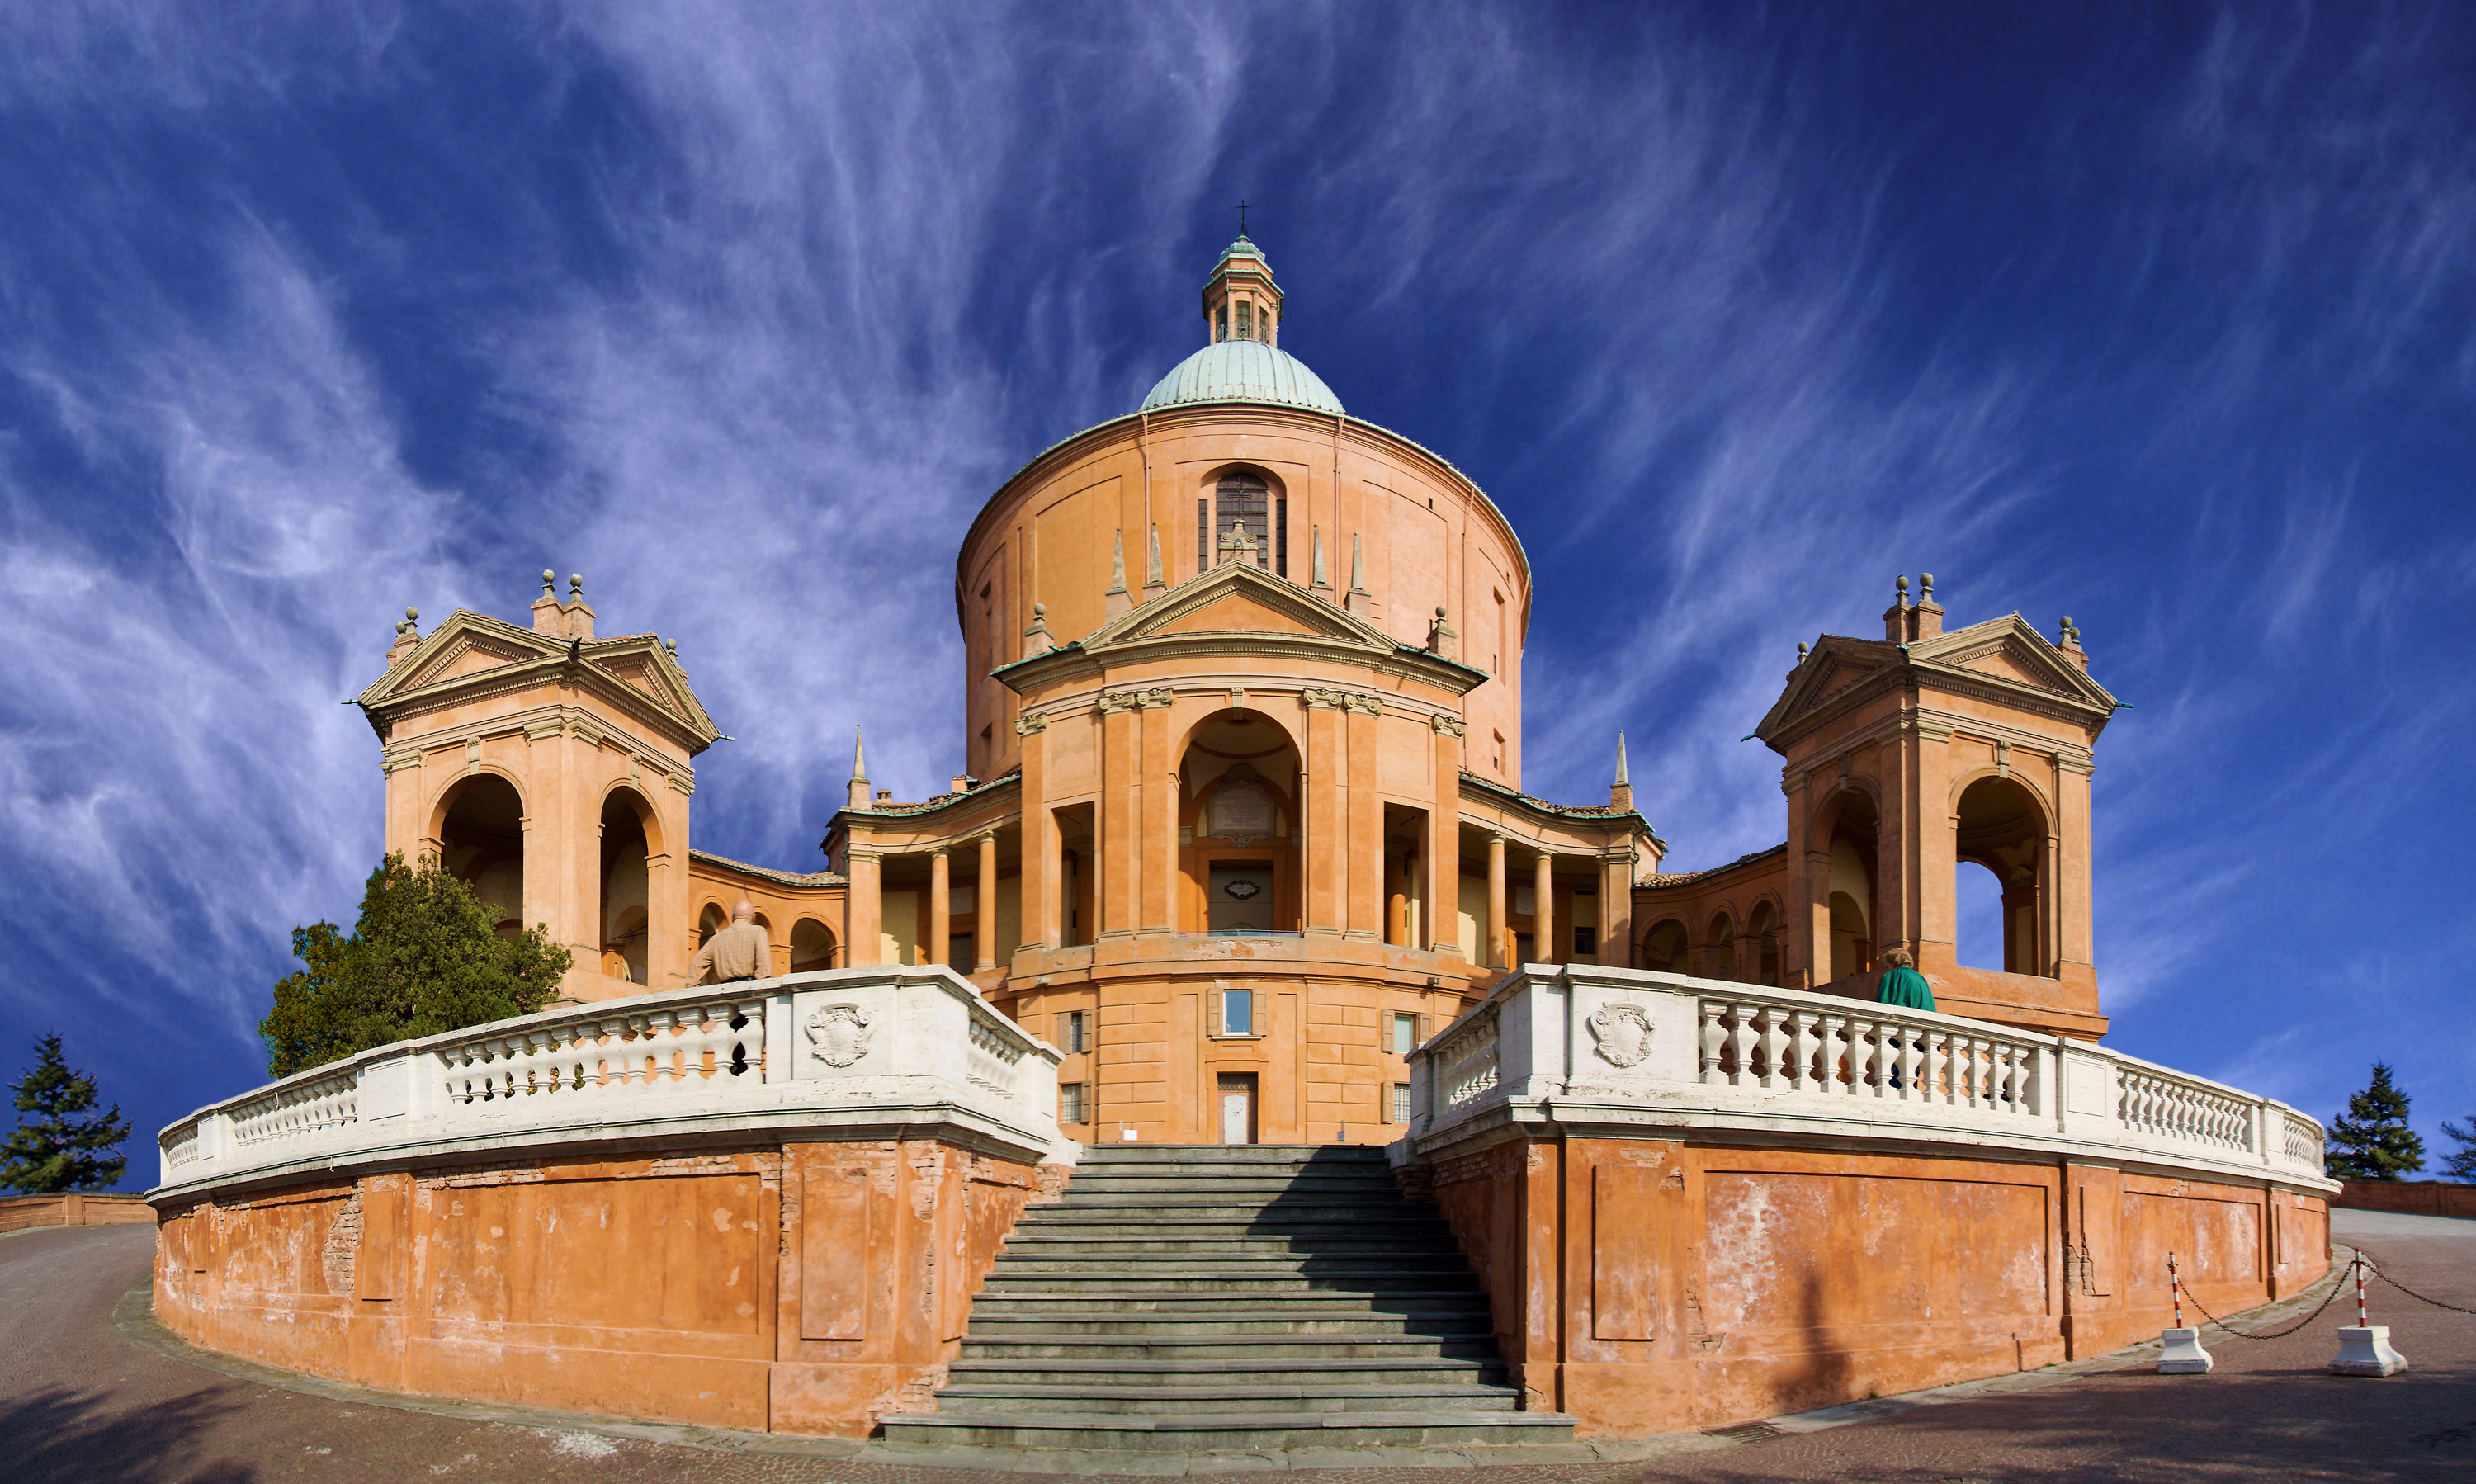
[1082,560,1398,653]
[1755,614,2116,745]
[357,612,718,745]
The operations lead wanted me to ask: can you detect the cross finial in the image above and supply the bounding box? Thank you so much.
[1237,199,1249,239]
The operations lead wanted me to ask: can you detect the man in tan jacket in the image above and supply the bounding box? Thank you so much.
[689,900,773,984]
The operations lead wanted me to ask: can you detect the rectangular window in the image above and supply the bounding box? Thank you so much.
[1222,988,1254,1037]
[1236,300,1252,339]
[1572,926,1597,959]
[1514,932,1534,966]
[1391,1082,1413,1123]
[1216,305,1228,342]
[1392,1012,1416,1056]
[948,933,974,968]
[1061,1009,1085,1054]
[1060,1083,1086,1124]
[1274,497,1288,578]
[1198,497,1209,574]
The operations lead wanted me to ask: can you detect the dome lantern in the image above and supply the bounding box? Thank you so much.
[1202,225,1281,349]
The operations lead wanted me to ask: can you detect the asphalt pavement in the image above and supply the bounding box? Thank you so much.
[2,1208,2469,1482]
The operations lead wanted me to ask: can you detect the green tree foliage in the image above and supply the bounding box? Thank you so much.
[1,1034,132,1193]
[260,852,573,1078]
[2441,1115,2476,1183]
[2325,1062,2426,1182]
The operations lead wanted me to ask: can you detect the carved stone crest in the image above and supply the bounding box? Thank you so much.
[806,1003,876,1068]
[1205,763,1277,845]
[1587,1002,1653,1068]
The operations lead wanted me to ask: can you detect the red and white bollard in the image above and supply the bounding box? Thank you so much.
[2331,1253,2408,1377]
[2158,1250,2214,1373]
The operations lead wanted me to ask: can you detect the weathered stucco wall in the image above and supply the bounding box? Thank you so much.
[1425,1134,2332,1438]
[154,1138,1056,1438]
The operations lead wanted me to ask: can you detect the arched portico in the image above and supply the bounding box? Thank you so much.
[1177,708,1303,935]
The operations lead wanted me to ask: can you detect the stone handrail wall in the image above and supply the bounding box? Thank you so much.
[1404,965,2332,1190]
[154,965,1068,1196]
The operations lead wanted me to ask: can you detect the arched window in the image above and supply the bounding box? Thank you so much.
[790,918,838,973]
[1202,472,1286,578]
[1639,919,1689,973]
[1955,776,2048,976]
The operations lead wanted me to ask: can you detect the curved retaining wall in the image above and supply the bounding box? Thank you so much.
[149,966,1070,1437]
[1401,966,2337,1437]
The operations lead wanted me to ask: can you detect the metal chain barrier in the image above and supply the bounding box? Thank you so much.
[2175,1254,2355,1341]
[2354,1247,2476,1316]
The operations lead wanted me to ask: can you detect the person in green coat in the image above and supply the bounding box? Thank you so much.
[1875,947,1936,1011]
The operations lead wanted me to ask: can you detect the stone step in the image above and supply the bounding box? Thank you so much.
[928,1383,1521,1415]
[959,1334,1499,1361]
[999,1233,1458,1256]
[946,1355,1507,1387]
[1018,1203,1437,1222]
[970,1290,1486,1316]
[963,1311,1493,1338]
[1074,1145,1390,1164]
[877,1409,1579,1451]
[983,1256,1474,1278]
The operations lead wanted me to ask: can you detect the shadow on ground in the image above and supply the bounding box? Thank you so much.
[0,1382,257,1484]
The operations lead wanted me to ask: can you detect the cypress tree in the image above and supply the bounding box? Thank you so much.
[2325,1062,2426,1181]
[0,1034,132,1193]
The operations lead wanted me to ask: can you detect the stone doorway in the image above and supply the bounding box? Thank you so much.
[1217,1073,1257,1145]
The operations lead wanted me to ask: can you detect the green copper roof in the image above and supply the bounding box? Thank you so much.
[1138,338,1344,416]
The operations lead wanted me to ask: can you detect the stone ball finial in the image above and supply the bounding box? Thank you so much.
[664,638,678,656]
[569,573,584,600]
[1436,605,1448,618]
[1798,640,1810,661]
[1033,603,1046,616]
[541,569,555,595]
[404,606,418,622]
[1920,572,1935,597]
[1895,574,1909,598]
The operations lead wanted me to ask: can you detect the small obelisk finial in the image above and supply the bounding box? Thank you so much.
[1310,527,1331,595]
[846,725,871,810]
[1611,731,1633,812]
[1144,525,1166,598]
[1104,529,1132,621]
[1614,732,1630,788]
[1344,532,1373,616]
[1237,198,1249,239]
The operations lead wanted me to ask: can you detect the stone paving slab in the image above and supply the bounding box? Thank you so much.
[4,1212,2472,1481]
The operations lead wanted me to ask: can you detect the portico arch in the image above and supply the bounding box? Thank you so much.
[1639,918,1689,972]
[1177,708,1303,935]
[598,787,657,985]
[1813,785,1880,985]
[1702,911,1737,981]
[433,773,526,940]
[1953,773,2053,977]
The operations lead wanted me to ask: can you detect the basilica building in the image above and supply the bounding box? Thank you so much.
[356,235,2121,1146]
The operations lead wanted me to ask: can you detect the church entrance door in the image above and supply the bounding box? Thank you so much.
[1207,865,1276,933]
[1217,1073,1256,1145]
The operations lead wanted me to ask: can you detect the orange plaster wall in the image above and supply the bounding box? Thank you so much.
[155,1139,1056,1438]
[1422,1136,2331,1438]
[0,1193,154,1231]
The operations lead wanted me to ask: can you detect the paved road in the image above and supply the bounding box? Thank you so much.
[3,1212,2470,1482]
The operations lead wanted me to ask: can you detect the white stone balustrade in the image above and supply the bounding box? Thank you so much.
[154,966,1070,1197]
[1404,965,2332,1190]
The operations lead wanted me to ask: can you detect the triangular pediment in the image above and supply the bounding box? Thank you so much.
[1912,617,2114,708]
[1084,561,1399,652]
[357,612,719,744]
[404,632,546,691]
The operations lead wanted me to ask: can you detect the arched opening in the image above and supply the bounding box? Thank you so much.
[790,917,839,973]
[1820,789,1879,985]
[1197,469,1288,579]
[1955,776,2048,976]
[1382,803,1428,948]
[1703,913,1736,981]
[599,790,652,984]
[1747,900,1781,985]
[1640,919,1689,973]
[698,902,729,946]
[1180,711,1302,935]
[437,774,525,941]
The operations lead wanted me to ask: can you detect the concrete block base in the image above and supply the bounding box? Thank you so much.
[2156,1327,2214,1373]
[2328,1325,2407,1377]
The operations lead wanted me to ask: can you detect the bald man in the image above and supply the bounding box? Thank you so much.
[689,900,773,984]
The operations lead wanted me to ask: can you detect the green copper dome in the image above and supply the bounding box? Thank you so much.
[1138,338,1344,416]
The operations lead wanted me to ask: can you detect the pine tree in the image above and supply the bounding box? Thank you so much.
[0,1034,132,1193]
[260,852,573,1078]
[2441,1115,2476,1183]
[2325,1062,2426,1181]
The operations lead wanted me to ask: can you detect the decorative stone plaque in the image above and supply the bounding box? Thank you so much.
[1206,763,1276,845]
[806,1003,876,1068]
[1587,1002,1653,1068]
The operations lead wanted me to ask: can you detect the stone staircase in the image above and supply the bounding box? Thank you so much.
[880,1144,1576,1453]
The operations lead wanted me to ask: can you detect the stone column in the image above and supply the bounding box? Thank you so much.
[976,831,999,970]
[845,846,882,967]
[1486,833,1509,970]
[928,847,951,967]
[1532,850,1556,967]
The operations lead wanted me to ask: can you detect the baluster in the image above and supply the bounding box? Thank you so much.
[1699,1002,1724,1081]
[1756,1008,1787,1089]
[1818,1014,1847,1093]
[1781,1013,1811,1092]
[1727,1005,1755,1087]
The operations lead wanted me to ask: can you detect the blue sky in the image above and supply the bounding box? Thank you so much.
[2,3,2470,1184]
